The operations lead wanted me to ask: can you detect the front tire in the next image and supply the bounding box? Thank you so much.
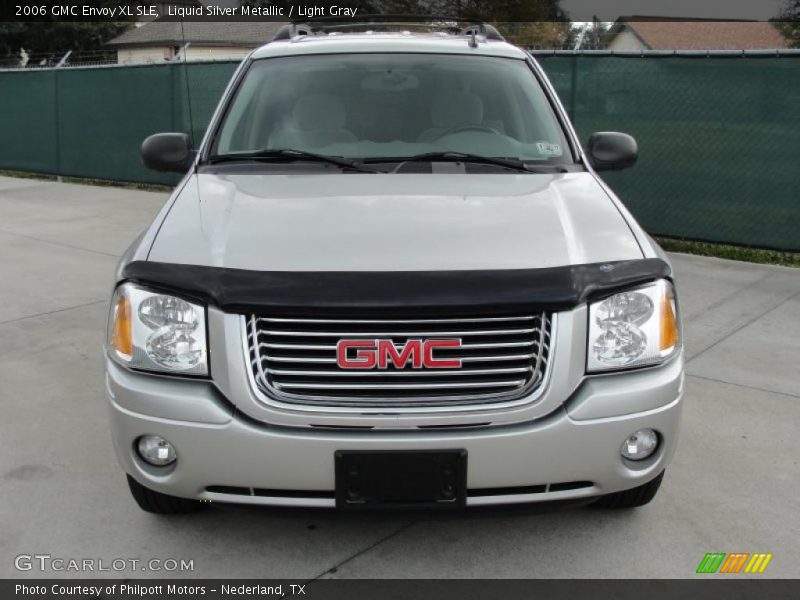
[593,470,664,509]
[126,475,203,514]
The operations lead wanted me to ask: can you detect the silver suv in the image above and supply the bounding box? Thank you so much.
[106,21,683,513]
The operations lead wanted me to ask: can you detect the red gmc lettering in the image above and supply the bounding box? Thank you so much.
[376,339,422,369]
[336,339,462,369]
[423,339,462,368]
[336,339,376,369]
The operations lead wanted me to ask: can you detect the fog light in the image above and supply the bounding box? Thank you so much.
[621,429,658,460]
[137,435,176,466]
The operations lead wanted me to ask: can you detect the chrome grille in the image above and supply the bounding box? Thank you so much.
[246,312,551,408]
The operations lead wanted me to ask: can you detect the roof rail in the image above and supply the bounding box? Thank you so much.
[272,14,505,42]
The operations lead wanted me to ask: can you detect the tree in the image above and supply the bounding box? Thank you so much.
[389,1,574,48]
[575,19,610,50]
[247,0,574,48]
[242,0,384,13]
[0,0,136,60]
[774,0,799,47]
[0,22,134,59]
[500,22,573,48]
[243,1,568,23]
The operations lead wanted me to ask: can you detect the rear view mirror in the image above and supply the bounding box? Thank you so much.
[141,133,194,173]
[587,132,638,171]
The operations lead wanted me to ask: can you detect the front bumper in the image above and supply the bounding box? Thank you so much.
[107,352,683,508]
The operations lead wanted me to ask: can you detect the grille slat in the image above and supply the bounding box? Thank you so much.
[273,380,529,390]
[246,311,551,408]
[262,353,536,363]
[267,367,533,377]
[258,316,536,324]
[257,327,540,337]
[257,341,537,350]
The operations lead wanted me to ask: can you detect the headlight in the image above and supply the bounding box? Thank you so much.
[107,283,208,376]
[587,279,679,372]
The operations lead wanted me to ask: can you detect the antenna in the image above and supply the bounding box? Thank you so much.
[179,17,197,172]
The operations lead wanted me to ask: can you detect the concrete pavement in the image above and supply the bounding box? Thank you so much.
[0,175,798,579]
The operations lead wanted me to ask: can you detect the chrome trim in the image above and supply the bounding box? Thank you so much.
[242,312,555,412]
[256,327,540,337]
[200,491,336,508]
[199,482,600,509]
[259,316,536,324]
[466,486,600,507]
[274,380,528,390]
[259,340,536,350]
[262,353,536,363]
[266,367,532,377]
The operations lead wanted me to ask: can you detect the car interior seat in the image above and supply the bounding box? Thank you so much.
[269,93,358,149]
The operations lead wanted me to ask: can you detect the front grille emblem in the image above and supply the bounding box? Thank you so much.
[336,339,462,369]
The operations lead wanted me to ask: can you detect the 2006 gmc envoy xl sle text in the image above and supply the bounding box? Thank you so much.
[105,19,683,514]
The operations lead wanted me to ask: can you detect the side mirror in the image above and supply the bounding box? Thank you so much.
[587,132,638,171]
[141,133,194,173]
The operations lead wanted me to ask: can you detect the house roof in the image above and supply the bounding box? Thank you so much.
[607,17,789,50]
[105,21,287,49]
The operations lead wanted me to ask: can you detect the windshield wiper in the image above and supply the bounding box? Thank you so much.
[206,149,380,173]
[370,151,550,173]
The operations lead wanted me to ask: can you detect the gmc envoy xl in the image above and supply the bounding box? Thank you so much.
[105,20,683,513]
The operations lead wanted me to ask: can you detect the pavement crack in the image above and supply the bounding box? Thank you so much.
[0,228,119,258]
[307,520,417,582]
[687,373,800,400]
[682,272,772,323]
[0,299,107,325]
[686,288,800,364]
[0,182,57,193]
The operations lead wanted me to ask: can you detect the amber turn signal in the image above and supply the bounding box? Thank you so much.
[660,290,679,352]
[111,294,133,358]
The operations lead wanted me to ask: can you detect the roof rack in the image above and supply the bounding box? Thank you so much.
[272,14,505,43]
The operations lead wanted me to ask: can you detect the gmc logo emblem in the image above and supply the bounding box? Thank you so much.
[336,339,462,369]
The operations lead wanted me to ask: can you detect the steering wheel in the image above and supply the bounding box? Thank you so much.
[435,124,502,138]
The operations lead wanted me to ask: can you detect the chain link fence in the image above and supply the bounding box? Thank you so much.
[0,52,798,250]
[537,52,800,251]
[0,60,237,185]
[0,50,118,69]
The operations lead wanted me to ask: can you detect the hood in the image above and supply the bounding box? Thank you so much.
[147,172,642,271]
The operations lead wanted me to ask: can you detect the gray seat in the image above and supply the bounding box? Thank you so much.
[417,91,484,143]
[269,94,357,149]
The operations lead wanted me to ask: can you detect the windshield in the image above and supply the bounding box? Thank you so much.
[211,53,573,165]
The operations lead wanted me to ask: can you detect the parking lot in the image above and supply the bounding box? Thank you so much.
[1,174,798,579]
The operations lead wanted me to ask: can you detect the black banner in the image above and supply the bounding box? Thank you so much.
[2,0,791,22]
[4,579,800,599]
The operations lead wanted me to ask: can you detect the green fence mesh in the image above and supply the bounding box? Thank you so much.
[0,56,798,250]
[539,55,800,251]
[0,61,239,186]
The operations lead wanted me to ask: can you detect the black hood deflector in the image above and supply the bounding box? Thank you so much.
[121,259,671,316]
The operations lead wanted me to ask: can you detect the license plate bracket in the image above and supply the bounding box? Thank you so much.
[335,450,467,510]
